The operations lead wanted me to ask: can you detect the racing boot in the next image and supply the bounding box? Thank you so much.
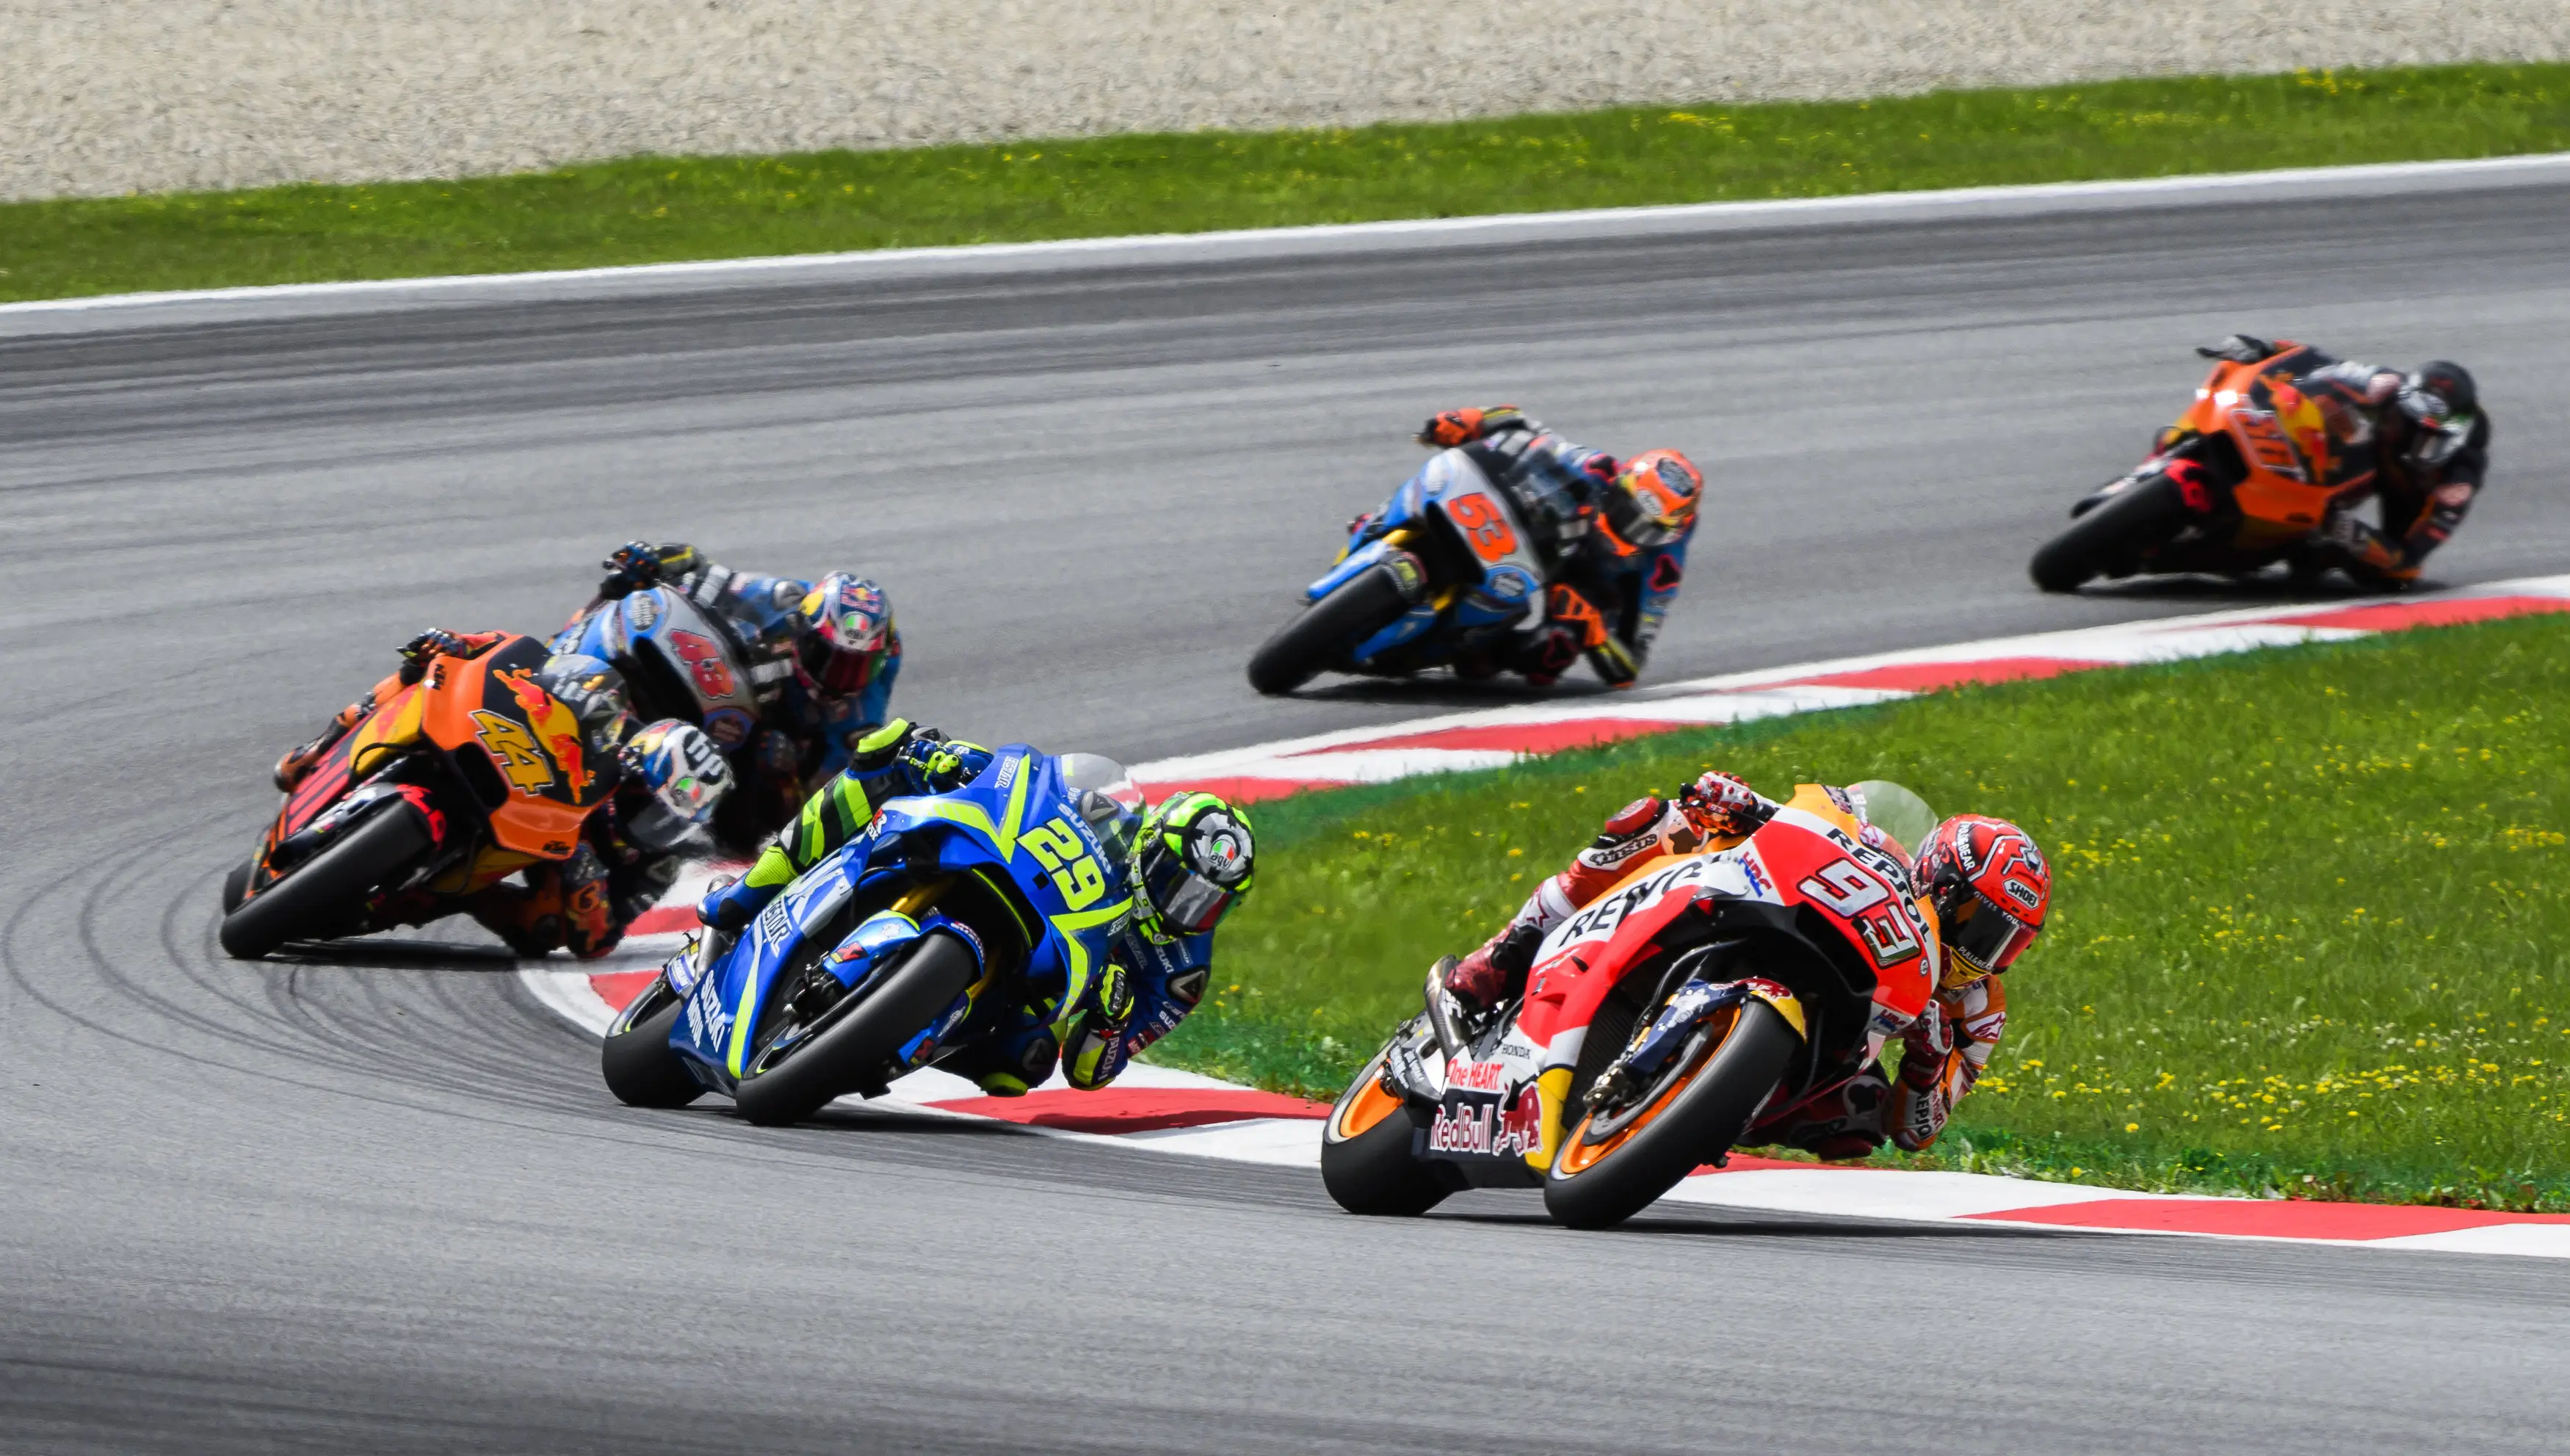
[1445,919,1543,1013]
[272,694,374,791]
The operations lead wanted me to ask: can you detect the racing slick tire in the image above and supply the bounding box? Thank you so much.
[220,858,254,915]
[1320,1042,1452,1217]
[218,803,430,960]
[2030,475,2186,593]
[601,975,708,1109]
[732,930,980,1127]
[1541,998,1800,1231]
[1246,563,1412,695]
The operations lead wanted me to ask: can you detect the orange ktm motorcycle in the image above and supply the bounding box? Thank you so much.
[2031,345,2379,592]
[1320,786,1938,1230]
[218,636,618,960]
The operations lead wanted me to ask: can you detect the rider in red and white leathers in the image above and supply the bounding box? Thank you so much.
[1443,771,2049,1159]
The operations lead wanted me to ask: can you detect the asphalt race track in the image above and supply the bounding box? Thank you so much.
[6,166,2570,1452]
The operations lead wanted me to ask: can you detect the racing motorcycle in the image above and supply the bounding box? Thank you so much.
[554,584,789,844]
[599,747,1143,1126]
[219,635,618,960]
[1320,784,1937,1230]
[1248,444,1585,694]
[2032,344,2378,591]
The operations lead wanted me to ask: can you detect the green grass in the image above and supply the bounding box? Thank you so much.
[1151,615,2570,1211]
[8,63,2570,303]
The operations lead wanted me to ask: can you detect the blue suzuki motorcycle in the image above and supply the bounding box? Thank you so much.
[1247,446,1572,694]
[598,748,1142,1126]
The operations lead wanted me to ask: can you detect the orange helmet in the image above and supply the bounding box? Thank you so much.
[1599,449,1703,554]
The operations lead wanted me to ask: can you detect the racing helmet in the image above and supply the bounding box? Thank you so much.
[533,653,634,749]
[2394,361,2479,470]
[793,573,897,696]
[1599,449,1704,554]
[1915,814,2051,988]
[619,719,733,851]
[1129,792,1256,944]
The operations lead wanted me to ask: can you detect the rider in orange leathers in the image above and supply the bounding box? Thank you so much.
[1442,770,2050,1159]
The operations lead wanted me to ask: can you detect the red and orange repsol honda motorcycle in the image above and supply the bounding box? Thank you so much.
[2031,345,2376,592]
[218,636,617,960]
[1321,786,1936,1229]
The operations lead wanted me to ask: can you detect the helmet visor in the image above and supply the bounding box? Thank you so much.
[1946,892,2038,977]
[2396,387,2474,467]
[1140,844,1239,936]
[798,634,877,694]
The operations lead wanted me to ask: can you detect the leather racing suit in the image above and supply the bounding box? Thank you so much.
[695,721,1217,1095]
[1447,772,2001,1159]
[1363,407,1693,687]
[583,542,902,847]
[2193,338,2489,587]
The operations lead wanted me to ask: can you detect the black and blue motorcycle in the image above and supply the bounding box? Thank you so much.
[599,747,1141,1126]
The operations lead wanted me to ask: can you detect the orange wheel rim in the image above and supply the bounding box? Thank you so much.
[1336,1071,1403,1140]
[1554,1004,1738,1176]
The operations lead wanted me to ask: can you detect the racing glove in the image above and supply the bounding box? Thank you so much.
[2196,333,2278,364]
[1061,963,1135,1090]
[1415,405,1528,447]
[597,542,703,599]
[1676,770,1778,842]
[396,629,474,684]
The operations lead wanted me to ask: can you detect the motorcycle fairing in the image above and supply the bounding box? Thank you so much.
[1311,450,1552,659]
[670,747,1134,1090]
[555,587,770,752]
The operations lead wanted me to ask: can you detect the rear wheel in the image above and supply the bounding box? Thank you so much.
[1320,1042,1449,1216]
[218,804,430,960]
[732,930,981,1127]
[1542,999,1800,1231]
[1246,564,1413,695]
[2030,475,2187,593]
[601,977,706,1109]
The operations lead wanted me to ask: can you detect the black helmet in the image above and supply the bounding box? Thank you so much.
[2395,361,2479,468]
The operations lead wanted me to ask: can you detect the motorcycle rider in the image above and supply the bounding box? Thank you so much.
[695,719,1260,1095]
[1354,405,1701,687]
[2187,336,2488,587]
[1441,770,2049,1159]
[272,631,735,958]
[587,541,901,842]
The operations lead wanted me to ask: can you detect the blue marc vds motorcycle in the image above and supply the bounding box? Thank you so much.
[599,747,1140,1126]
[1246,445,1576,694]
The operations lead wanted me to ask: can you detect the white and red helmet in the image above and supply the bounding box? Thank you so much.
[794,573,897,695]
[1915,814,2050,987]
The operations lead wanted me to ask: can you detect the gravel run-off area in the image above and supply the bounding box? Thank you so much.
[8,2,2570,201]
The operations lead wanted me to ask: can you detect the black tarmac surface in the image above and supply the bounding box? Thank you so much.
[5,168,2569,1452]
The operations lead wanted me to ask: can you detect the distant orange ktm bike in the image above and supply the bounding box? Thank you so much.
[2032,344,2377,592]
[219,635,616,960]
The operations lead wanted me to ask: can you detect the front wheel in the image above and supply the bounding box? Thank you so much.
[1542,999,1800,1231]
[731,930,980,1127]
[1320,1040,1450,1216]
[1246,563,1413,695]
[218,804,430,960]
[601,976,706,1109]
[2030,475,2187,593]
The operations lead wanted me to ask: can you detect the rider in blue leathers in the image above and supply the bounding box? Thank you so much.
[1360,406,1704,687]
[697,720,1258,1094]
[590,543,901,850]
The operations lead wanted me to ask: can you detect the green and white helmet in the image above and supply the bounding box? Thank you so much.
[1129,792,1256,943]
